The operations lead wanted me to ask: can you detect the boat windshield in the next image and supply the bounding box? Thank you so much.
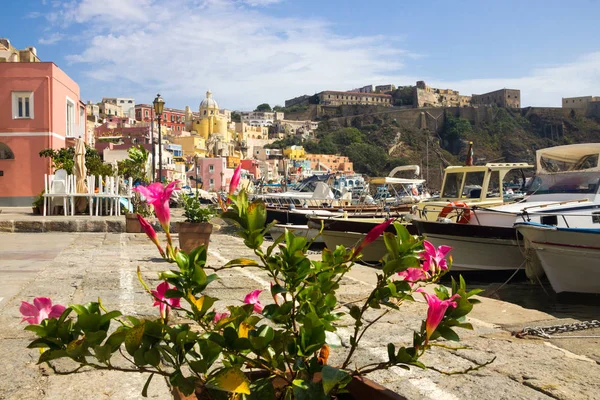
[526,172,600,195]
[294,180,319,192]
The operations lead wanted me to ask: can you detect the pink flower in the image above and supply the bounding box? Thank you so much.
[422,241,452,272]
[229,164,242,197]
[243,289,264,313]
[137,214,165,258]
[352,219,394,258]
[133,181,179,233]
[397,267,428,285]
[151,281,181,319]
[417,289,460,341]
[20,297,66,325]
[213,311,230,323]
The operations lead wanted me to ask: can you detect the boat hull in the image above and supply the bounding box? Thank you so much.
[516,224,600,294]
[412,220,525,271]
[269,224,324,243]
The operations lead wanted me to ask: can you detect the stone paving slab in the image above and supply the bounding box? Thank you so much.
[0,231,599,399]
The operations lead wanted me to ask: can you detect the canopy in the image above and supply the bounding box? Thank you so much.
[536,143,600,172]
[370,177,426,185]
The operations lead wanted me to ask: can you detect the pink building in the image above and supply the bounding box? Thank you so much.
[185,157,234,192]
[240,159,261,180]
[0,62,86,206]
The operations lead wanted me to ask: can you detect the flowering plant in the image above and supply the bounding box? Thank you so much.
[21,180,491,398]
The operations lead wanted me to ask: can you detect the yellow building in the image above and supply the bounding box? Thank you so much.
[184,90,242,158]
[172,136,208,158]
[284,145,306,160]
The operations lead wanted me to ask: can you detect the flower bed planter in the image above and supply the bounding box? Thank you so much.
[172,372,407,400]
[125,213,144,233]
[177,221,213,253]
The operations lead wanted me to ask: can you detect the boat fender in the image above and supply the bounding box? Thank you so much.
[437,201,472,224]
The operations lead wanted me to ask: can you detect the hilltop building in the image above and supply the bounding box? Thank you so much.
[471,88,520,108]
[319,90,392,107]
[415,81,471,108]
[102,97,135,119]
[241,111,284,127]
[562,96,600,109]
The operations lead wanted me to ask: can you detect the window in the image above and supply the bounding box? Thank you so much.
[209,165,214,173]
[12,91,34,119]
[79,106,85,137]
[441,172,464,198]
[66,98,75,137]
[120,100,125,103]
[209,178,215,187]
[128,100,133,103]
[462,171,485,198]
[0,142,15,159]
[145,110,149,117]
[486,171,501,198]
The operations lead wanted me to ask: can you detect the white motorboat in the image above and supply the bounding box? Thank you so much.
[413,144,600,273]
[515,222,600,294]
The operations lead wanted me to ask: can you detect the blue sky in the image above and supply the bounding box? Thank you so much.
[3,0,600,110]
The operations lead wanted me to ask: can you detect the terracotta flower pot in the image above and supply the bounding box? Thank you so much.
[177,222,213,253]
[172,371,407,400]
[125,213,144,233]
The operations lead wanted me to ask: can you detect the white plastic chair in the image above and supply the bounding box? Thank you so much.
[43,169,69,216]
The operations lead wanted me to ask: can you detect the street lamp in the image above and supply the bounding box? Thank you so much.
[153,94,165,182]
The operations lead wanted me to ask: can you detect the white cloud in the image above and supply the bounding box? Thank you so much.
[48,0,411,109]
[47,0,600,109]
[38,32,65,45]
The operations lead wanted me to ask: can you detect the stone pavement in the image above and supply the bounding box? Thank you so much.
[0,231,598,400]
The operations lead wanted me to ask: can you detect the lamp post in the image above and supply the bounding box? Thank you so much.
[153,94,165,182]
[220,171,225,195]
[194,154,199,197]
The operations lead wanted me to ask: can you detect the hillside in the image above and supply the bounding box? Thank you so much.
[268,106,600,189]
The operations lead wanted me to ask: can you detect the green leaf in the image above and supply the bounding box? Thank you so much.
[387,343,396,363]
[70,304,89,315]
[66,338,86,358]
[394,222,412,244]
[144,347,161,367]
[436,326,460,342]
[247,201,267,233]
[170,371,196,396]
[77,313,101,332]
[164,289,183,299]
[125,323,145,355]
[94,344,113,364]
[349,305,361,321]
[106,330,126,351]
[321,365,350,395]
[142,373,154,397]
[37,349,68,364]
[99,310,122,326]
[24,325,47,337]
[175,251,189,272]
[206,368,251,394]
[224,258,259,267]
[382,232,400,258]
[191,264,208,287]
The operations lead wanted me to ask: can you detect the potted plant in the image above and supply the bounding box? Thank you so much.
[32,191,44,215]
[19,175,491,399]
[177,194,216,252]
[125,191,154,233]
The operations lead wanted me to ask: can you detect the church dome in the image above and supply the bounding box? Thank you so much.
[200,90,219,111]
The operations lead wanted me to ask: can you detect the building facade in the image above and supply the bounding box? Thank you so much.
[240,111,284,126]
[319,90,392,107]
[0,62,85,205]
[306,154,353,173]
[135,104,186,133]
[103,97,135,118]
[375,84,396,93]
[284,94,310,108]
[0,38,40,63]
[562,96,600,109]
[471,88,520,108]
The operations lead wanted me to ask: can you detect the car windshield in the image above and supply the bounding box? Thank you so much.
[526,172,600,195]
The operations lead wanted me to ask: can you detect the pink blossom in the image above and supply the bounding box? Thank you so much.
[213,311,230,323]
[353,219,394,258]
[417,289,460,341]
[422,241,452,272]
[19,297,66,325]
[397,267,428,284]
[151,281,181,319]
[243,289,264,313]
[133,181,179,233]
[137,214,165,258]
[229,164,242,197]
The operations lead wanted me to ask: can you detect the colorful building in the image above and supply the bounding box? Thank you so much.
[283,145,306,160]
[135,104,186,133]
[0,62,86,206]
[186,157,234,192]
[306,153,353,173]
[240,159,261,179]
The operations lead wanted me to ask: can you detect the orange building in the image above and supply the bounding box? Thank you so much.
[306,153,353,173]
[0,62,86,205]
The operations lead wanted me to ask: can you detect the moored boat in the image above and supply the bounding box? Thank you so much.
[515,222,600,294]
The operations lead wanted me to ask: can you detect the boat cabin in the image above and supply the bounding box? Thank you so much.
[416,163,533,221]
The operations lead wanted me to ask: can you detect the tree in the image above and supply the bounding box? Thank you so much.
[255,103,272,112]
[117,145,150,184]
[331,127,364,147]
[345,143,389,176]
[39,146,113,176]
[272,105,284,112]
[231,111,241,123]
